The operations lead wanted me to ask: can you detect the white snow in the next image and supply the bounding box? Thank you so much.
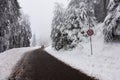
[0,47,39,80]
[45,23,120,80]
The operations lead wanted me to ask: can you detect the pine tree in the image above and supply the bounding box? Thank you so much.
[8,0,21,49]
[0,0,17,52]
[51,0,96,50]
[103,0,120,42]
[94,0,109,22]
[0,0,32,52]
[51,3,66,50]
[66,0,96,48]
[19,14,32,47]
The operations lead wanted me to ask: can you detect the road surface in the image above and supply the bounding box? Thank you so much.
[8,48,97,80]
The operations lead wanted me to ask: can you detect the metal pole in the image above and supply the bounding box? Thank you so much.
[90,36,93,55]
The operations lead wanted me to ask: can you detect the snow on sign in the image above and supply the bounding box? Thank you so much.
[87,29,94,36]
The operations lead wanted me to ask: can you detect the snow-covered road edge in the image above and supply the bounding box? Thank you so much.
[45,35,120,80]
[0,47,40,80]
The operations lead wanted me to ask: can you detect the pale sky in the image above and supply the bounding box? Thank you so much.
[18,0,69,41]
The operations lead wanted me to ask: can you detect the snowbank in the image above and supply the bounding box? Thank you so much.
[0,47,39,80]
[45,24,120,80]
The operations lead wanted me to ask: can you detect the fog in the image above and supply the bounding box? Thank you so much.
[18,0,69,42]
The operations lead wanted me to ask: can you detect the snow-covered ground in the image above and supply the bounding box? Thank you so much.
[45,24,120,80]
[0,47,39,80]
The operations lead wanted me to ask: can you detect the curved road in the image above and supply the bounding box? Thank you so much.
[8,48,97,80]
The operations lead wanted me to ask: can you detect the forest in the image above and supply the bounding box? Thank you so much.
[0,0,32,52]
[51,0,120,50]
[0,0,120,52]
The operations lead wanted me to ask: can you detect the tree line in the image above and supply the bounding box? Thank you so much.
[51,0,120,50]
[0,0,32,52]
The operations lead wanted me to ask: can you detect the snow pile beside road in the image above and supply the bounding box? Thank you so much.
[45,24,120,80]
[0,47,38,80]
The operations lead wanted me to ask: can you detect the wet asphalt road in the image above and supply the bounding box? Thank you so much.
[8,48,97,80]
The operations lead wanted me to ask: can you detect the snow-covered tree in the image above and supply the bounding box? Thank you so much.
[69,0,110,22]
[18,14,32,47]
[51,0,96,50]
[0,0,32,52]
[103,0,120,42]
[8,0,21,49]
[51,3,66,50]
[94,0,109,22]
[0,0,20,52]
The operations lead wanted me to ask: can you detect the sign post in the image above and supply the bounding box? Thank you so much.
[87,29,94,55]
[87,0,94,55]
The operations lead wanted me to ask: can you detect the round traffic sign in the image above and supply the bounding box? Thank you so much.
[87,29,94,36]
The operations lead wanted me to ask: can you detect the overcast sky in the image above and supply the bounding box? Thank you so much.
[18,0,69,41]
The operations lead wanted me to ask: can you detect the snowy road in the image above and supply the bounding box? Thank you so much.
[8,48,96,80]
